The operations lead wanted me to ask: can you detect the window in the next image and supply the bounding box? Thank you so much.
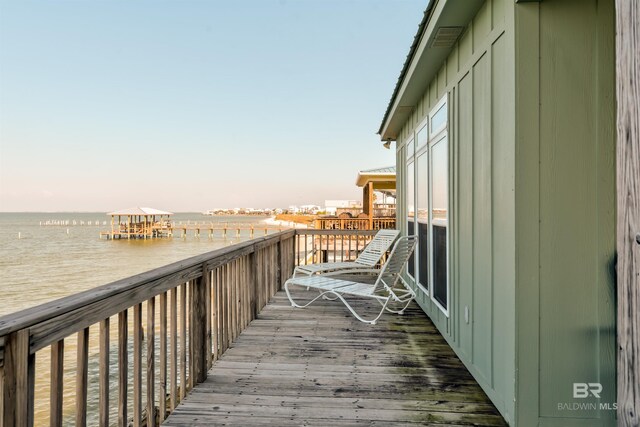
[430,101,447,136]
[416,151,429,293]
[416,123,428,150]
[402,94,449,316]
[430,135,448,313]
[407,159,415,279]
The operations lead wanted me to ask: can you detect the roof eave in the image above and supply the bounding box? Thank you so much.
[378,0,485,142]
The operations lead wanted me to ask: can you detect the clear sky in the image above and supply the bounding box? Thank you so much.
[0,0,425,212]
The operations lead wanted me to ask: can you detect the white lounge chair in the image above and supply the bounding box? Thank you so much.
[284,236,418,324]
[292,229,399,277]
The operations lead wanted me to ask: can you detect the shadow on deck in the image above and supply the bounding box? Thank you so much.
[163,290,507,426]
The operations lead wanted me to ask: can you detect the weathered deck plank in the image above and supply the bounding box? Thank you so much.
[163,291,506,426]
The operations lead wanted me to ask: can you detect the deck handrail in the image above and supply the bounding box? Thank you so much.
[0,230,295,341]
[0,228,387,426]
[0,229,297,426]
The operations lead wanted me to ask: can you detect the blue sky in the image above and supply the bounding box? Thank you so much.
[0,0,425,211]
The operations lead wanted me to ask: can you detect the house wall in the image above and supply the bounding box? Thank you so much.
[395,0,516,422]
[514,0,617,426]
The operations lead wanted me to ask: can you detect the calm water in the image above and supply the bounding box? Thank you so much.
[0,212,286,426]
[0,212,281,316]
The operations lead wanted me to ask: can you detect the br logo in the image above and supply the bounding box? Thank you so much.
[573,383,602,399]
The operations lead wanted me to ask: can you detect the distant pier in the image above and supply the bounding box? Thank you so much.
[98,206,289,241]
[100,224,284,240]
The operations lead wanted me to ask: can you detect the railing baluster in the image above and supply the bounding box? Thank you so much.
[187,282,193,391]
[118,310,128,427]
[170,288,177,411]
[211,268,218,363]
[229,262,235,343]
[205,270,212,370]
[99,318,109,427]
[214,268,221,359]
[2,329,33,427]
[146,297,155,427]
[227,262,233,343]
[133,303,142,427]
[76,327,89,427]
[189,270,207,385]
[333,233,336,262]
[244,256,250,326]
[50,339,64,427]
[159,292,167,422]
[235,259,240,340]
[179,284,186,400]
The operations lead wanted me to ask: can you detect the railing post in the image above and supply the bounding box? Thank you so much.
[190,268,208,384]
[2,329,34,427]
[276,238,282,290]
[249,251,258,319]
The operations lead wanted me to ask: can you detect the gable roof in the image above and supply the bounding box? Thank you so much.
[359,166,396,175]
[107,207,173,216]
[356,166,396,188]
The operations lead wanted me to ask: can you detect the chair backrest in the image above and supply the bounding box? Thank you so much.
[354,229,400,267]
[373,235,418,297]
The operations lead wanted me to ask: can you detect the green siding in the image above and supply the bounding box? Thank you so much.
[456,73,473,364]
[396,0,516,422]
[537,0,616,423]
[515,0,616,425]
[490,33,514,413]
[393,0,615,425]
[472,51,493,387]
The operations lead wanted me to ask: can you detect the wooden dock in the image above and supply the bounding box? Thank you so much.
[100,225,285,240]
[163,290,506,426]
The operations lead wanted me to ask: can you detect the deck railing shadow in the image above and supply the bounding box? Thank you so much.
[0,229,383,426]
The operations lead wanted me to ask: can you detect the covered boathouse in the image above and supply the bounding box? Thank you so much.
[103,207,173,239]
[378,0,638,426]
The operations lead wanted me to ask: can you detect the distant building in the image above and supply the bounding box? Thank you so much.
[324,200,360,215]
[299,204,321,214]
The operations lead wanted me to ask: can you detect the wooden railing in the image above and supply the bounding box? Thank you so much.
[0,230,296,427]
[294,229,378,265]
[336,204,396,219]
[314,217,396,230]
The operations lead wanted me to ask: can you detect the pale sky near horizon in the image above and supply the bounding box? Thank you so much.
[0,0,425,212]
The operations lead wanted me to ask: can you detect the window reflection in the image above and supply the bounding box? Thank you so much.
[417,152,429,290]
[416,124,428,150]
[407,160,415,279]
[430,136,448,310]
[407,161,415,219]
[431,138,448,224]
[430,103,447,135]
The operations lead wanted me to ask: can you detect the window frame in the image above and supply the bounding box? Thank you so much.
[427,95,449,317]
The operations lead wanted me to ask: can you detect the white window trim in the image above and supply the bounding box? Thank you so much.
[427,94,450,317]
[427,132,451,317]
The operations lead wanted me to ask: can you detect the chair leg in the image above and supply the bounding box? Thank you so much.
[383,297,414,315]
[285,281,333,308]
[331,294,392,325]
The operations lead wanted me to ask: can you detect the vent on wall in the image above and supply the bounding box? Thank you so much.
[431,26,464,48]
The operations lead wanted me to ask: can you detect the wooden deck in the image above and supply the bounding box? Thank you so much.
[163,290,507,426]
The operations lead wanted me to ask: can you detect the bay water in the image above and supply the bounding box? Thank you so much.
[0,212,285,425]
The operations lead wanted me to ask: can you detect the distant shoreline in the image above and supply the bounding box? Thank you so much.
[263,215,312,228]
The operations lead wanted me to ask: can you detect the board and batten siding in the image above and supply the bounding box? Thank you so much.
[396,0,516,423]
[515,0,617,426]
